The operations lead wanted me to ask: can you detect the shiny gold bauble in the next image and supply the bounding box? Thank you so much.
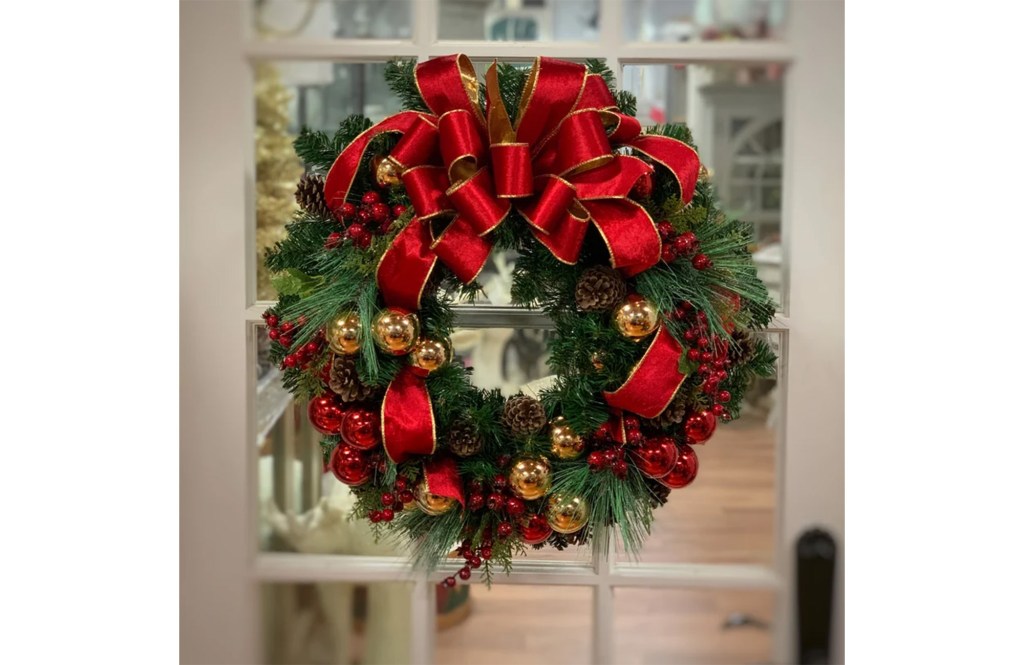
[410,337,450,374]
[508,456,552,501]
[373,155,403,188]
[414,479,456,516]
[612,294,660,340]
[327,312,361,355]
[590,351,605,371]
[549,416,585,460]
[546,493,590,534]
[371,310,420,356]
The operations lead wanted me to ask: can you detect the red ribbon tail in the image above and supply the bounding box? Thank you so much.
[381,366,436,464]
[423,456,465,508]
[376,219,437,311]
[585,199,663,277]
[625,135,702,203]
[603,326,687,419]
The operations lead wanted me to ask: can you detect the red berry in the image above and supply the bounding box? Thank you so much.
[686,349,701,362]
[713,359,726,370]
[505,496,526,517]
[698,364,711,374]
[692,253,712,270]
[268,329,280,341]
[392,501,404,512]
[487,492,504,511]
[395,478,408,491]
[701,351,714,362]
[624,415,641,431]
[468,493,484,511]
[672,307,687,320]
[382,508,394,521]
[603,449,618,464]
[369,511,380,523]
[594,422,614,441]
[626,430,644,446]
[279,335,293,348]
[361,191,381,205]
[347,223,367,241]
[612,459,629,479]
[497,521,513,538]
[399,490,414,504]
[280,321,294,333]
[682,301,694,311]
[671,234,693,254]
[683,329,698,342]
[392,204,408,218]
[266,314,279,328]
[657,221,674,238]
[480,547,492,560]
[283,355,298,369]
[470,556,482,568]
[339,202,357,220]
[661,245,678,263]
[304,342,320,355]
[712,404,726,416]
[444,576,456,588]
[492,475,508,490]
[357,209,372,225]
[370,202,391,223]
[588,451,605,469]
[458,566,472,581]
[324,231,343,249]
[381,492,395,506]
[717,390,731,403]
[497,455,512,468]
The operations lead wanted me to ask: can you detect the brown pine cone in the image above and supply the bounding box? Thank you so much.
[651,394,687,429]
[728,330,754,363]
[647,479,671,507]
[328,355,378,403]
[446,421,483,457]
[502,395,547,436]
[574,266,627,312]
[295,173,333,218]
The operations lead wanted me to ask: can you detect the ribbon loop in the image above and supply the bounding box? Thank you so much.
[438,109,487,183]
[415,54,484,126]
[519,176,577,235]
[381,365,437,463]
[389,115,440,170]
[402,166,452,220]
[491,143,533,198]
[431,217,494,284]
[446,168,510,236]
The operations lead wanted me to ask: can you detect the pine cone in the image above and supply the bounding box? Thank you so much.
[574,266,627,312]
[328,355,378,403]
[502,395,547,436]
[295,173,333,218]
[647,479,671,507]
[729,330,754,363]
[446,421,483,458]
[651,394,687,429]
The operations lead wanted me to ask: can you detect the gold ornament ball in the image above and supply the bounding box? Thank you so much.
[612,294,660,340]
[414,480,456,516]
[546,493,590,534]
[410,338,450,374]
[549,416,585,460]
[372,310,420,356]
[374,155,403,188]
[327,312,361,355]
[508,456,552,501]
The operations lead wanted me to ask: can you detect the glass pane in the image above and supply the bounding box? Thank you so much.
[456,326,553,394]
[621,62,785,309]
[615,332,781,565]
[439,0,600,41]
[622,0,788,42]
[252,0,413,40]
[437,585,592,664]
[613,587,775,664]
[254,61,404,300]
[262,582,414,664]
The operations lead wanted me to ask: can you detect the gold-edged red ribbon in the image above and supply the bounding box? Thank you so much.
[423,456,465,507]
[603,326,687,419]
[380,366,436,464]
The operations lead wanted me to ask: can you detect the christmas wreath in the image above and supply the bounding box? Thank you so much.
[265,55,776,586]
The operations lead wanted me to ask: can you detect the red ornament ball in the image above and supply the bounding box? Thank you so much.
[660,444,699,489]
[329,444,371,486]
[630,436,679,479]
[341,409,381,450]
[684,410,717,445]
[308,394,346,435]
[519,514,553,545]
[361,190,382,205]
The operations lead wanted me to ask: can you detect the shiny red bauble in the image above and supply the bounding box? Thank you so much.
[519,514,553,545]
[307,394,346,435]
[341,408,381,450]
[329,444,372,486]
[630,436,680,479]
[660,444,699,489]
[684,410,717,445]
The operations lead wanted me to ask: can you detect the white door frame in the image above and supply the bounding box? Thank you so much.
[181,1,844,663]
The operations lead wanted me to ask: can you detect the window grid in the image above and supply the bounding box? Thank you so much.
[243,2,793,662]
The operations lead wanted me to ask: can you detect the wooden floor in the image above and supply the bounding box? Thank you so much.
[435,416,777,665]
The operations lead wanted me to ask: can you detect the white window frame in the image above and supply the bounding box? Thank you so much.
[181,1,844,663]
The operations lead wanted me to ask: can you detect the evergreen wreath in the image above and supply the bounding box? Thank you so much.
[264,55,776,587]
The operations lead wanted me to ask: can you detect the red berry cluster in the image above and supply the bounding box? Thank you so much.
[264,312,324,370]
[671,304,733,418]
[440,537,494,588]
[368,476,415,524]
[326,191,408,250]
[465,470,521,533]
[656,222,711,270]
[586,414,642,478]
